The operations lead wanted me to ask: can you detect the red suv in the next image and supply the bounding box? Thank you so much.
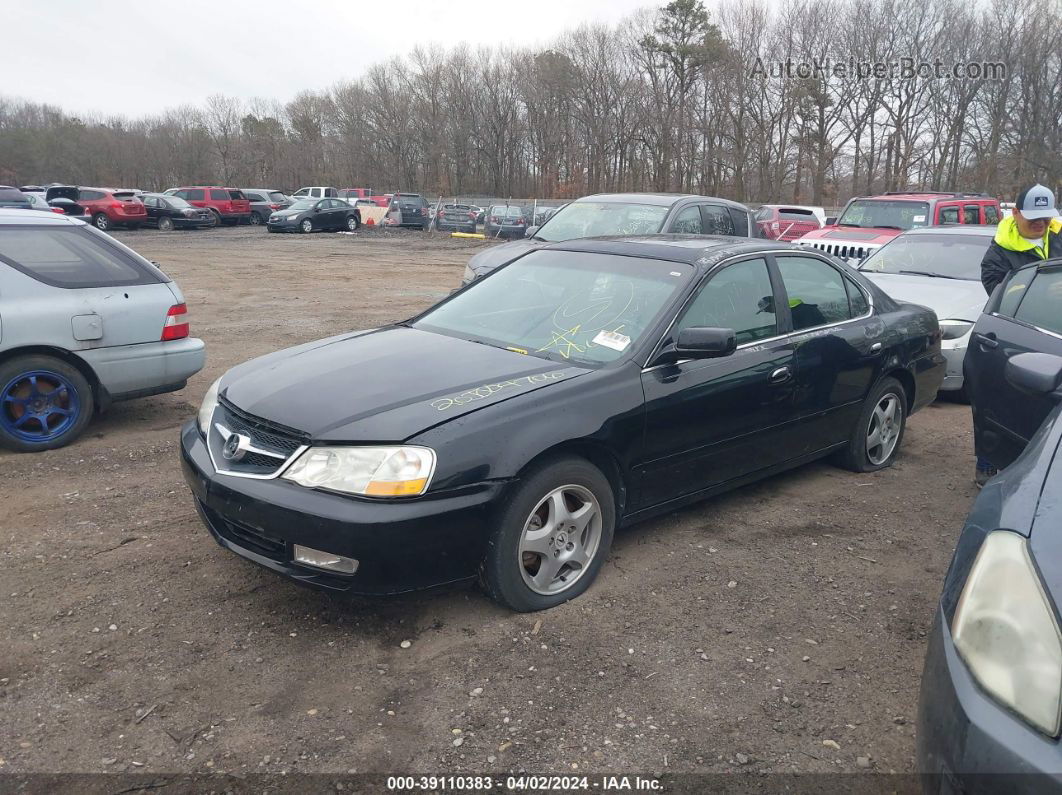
[77,188,147,232]
[754,205,823,241]
[798,192,1002,262]
[165,187,251,225]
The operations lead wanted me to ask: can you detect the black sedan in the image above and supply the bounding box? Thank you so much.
[140,193,215,230]
[267,198,361,233]
[181,236,944,611]
[918,352,1062,790]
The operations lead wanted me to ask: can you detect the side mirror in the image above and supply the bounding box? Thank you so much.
[525,225,539,238]
[675,327,736,359]
[314,207,322,213]
[1005,352,1062,398]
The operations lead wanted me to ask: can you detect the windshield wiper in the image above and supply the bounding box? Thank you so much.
[875,225,904,230]
[897,270,961,280]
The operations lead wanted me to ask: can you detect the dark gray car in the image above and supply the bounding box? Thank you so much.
[918,351,1062,790]
[241,189,294,226]
[462,193,754,285]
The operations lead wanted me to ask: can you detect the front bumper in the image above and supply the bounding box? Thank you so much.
[917,607,1062,791]
[76,337,205,399]
[179,421,504,594]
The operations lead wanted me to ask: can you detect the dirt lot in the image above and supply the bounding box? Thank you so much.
[1,226,975,783]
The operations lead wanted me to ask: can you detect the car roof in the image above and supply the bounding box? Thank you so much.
[901,225,997,237]
[856,193,994,201]
[574,192,749,210]
[0,208,84,226]
[541,234,799,265]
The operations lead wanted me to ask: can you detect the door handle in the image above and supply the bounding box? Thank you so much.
[870,342,883,353]
[769,366,792,385]
[973,332,998,349]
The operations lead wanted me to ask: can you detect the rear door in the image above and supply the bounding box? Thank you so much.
[638,256,800,508]
[936,202,962,225]
[0,224,177,349]
[967,264,1062,468]
[701,204,737,236]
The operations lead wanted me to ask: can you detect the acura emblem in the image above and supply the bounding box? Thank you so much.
[222,432,250,461]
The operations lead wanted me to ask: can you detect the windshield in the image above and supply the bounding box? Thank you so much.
[535,201,670,243]
[837,200,930,230]
[414,250,691,365]
[858,233,990,280]
[289,199,315,211]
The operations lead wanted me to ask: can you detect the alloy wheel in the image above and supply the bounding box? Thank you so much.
[518,484,602,596]
[866,393,902,465]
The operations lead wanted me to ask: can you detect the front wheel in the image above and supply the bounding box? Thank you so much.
[300,219,313,234]
[0,356,94,452]
[836,376,907,472]
[481,457,615,612]
[92,213,110,231]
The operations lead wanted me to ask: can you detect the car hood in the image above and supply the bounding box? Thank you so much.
[799,226,902,245]
[467,238,543,277]
[861,273,986,321]
[221,326,590,442]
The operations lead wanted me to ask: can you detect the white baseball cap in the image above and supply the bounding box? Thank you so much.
[1016,184,1059,220]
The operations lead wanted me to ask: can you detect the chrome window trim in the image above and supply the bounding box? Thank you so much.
[641,251,875,373]
[989,312,1062,342]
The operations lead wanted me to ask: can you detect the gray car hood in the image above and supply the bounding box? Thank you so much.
[467,238,543,278]
[862,272,987,322]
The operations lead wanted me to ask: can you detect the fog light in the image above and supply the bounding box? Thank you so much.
[293,544,358,574]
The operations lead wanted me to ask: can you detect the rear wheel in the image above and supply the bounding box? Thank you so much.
[836,377,907,472]
[346,214,360,232]
[249,212,263,226]
[0,356,94,453]
[159,217,175,232]
[92,213,110,231]
[481,457,615,612]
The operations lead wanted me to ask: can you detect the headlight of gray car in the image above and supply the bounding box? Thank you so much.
[283,446,436,497]
[952,531,1062,735]
[197,377,222,435]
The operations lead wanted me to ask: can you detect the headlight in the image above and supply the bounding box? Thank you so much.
[952,531,1062,735]
[283,446,435,497]
[940,320,975,340]
[197,377,221,435]
[462,265,476,284]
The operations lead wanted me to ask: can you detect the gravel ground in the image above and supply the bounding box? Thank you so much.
[0,225,974,785]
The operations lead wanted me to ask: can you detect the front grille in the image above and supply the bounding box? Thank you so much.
[208,400,307,477]
[806,241,878,261]
[200,501,287,561]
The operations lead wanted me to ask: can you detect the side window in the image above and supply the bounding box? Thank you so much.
[210,189,229,201]
[776,255,853,331]
[144,197,158,208]
[963,205,981,225]
[702,205,735,236]
[1010,268,1062,334]
[675,258,777,345]
[984,205,1000,225]
[310,188,321,198]
[997,268,1036,316]
[325,188,337,198]
[669,206,703,234]
[186,189,205,201]
[938,205,960,225]
[728,207,750,237]
[843,274,869,316]
[79,189,104,201]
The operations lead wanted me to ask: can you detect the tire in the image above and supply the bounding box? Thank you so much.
[0,355,94,453]
[158,217,175,232]
[209,209,222,227]
[249,212,263,226]
[92,213,110,231]
[300,219,313,234]
[481,456,615,612]
[835,376,907,472]
[346,214,360,232]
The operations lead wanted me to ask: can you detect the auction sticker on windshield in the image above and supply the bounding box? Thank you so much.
[592,330,631,351]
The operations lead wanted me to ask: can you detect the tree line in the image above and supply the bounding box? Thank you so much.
[1,0,1059,205]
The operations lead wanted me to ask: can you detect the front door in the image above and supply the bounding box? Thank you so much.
[967,264,1062,468]
[637,256,798,509]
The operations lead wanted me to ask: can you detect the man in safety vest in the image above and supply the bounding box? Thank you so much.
[981,184,1061,296]
[974,183,1062,487]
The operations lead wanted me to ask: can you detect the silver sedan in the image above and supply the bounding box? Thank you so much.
[0,209,205,451]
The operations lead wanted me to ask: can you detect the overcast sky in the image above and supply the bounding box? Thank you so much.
[5,0,660,118]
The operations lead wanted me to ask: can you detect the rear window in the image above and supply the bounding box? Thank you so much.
[0,188,27,202]
[778,208,815,220]
[0,226,164,288]
[210,189,230,201]
[228,190,245,200]
[268,192,287,203]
